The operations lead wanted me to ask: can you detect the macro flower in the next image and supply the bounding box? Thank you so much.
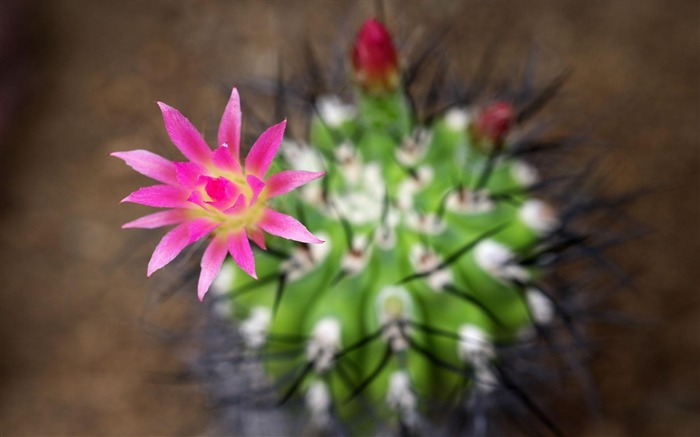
[351,18,400,94]
[113,88,325,300]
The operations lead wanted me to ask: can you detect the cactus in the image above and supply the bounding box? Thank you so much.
[117,14,632,437]
[195,17,609,436]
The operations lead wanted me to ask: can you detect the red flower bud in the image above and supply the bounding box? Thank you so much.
[474,101,515,144]
[351,18,399,94]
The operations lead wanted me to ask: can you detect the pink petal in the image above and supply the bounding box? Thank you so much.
[246,174,265,205]
[224,194,247,215]
[248,227,266,250]
[258,209,324,244]
[122,184,190,208]
[265,170,325,198]
[244,119,286,178]
[158,101,212,166]
[217,88,242,160]
[111,150,177,185]
[174,162,206,188]
[147,218,219,276]
[227,230,257,279]
[198,236,228,301]
[148,223,191,276]
[122,209,189,229]
[187,191,212,211]
[212,144,242,174]
[205,198,237,212]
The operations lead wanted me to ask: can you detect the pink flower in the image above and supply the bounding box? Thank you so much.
[113,88,324,301]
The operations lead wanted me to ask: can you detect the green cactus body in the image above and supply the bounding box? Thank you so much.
[211,68,560,431]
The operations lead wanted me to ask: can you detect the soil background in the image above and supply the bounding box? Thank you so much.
[1,1,698,436]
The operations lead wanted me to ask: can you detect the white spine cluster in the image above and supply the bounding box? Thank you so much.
[307,317,342,373]
[335,142,362,184]
[210,261,235,318]
[305,380,333,428]
[386,370,418,425]
[519,199,560,236]
[395,128,431,166]
[280,139,325,173]
[282,232,331,282]
[279,140,326,204]
[239,306,272,349]
[341,235,372,275]
[444,107,471,131]
[409,244,453,290]
[375,207,401,250]
[474,239,529,283]
[331,155,386,225]
[397,165,434,211]
[316,94,356,128]
[445,188,494,215]
[406,212,446,235]
[458,325,497,393]
[376,223,397,250]
[377,286,413,352]
[526,287,555,325]
[510,160,539,187]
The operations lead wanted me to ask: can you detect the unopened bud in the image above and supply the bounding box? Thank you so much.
[473,101,515,146]
[351,18,400,94]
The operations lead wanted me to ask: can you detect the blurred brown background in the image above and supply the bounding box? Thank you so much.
[0,0,698,436]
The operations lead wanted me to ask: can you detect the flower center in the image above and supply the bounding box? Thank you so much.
[188,172,267,235]
[203,176,238,203]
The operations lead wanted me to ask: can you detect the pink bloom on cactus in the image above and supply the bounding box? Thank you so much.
[475,101,515,144]
[351,18,399,93]
[113,88,324,301]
